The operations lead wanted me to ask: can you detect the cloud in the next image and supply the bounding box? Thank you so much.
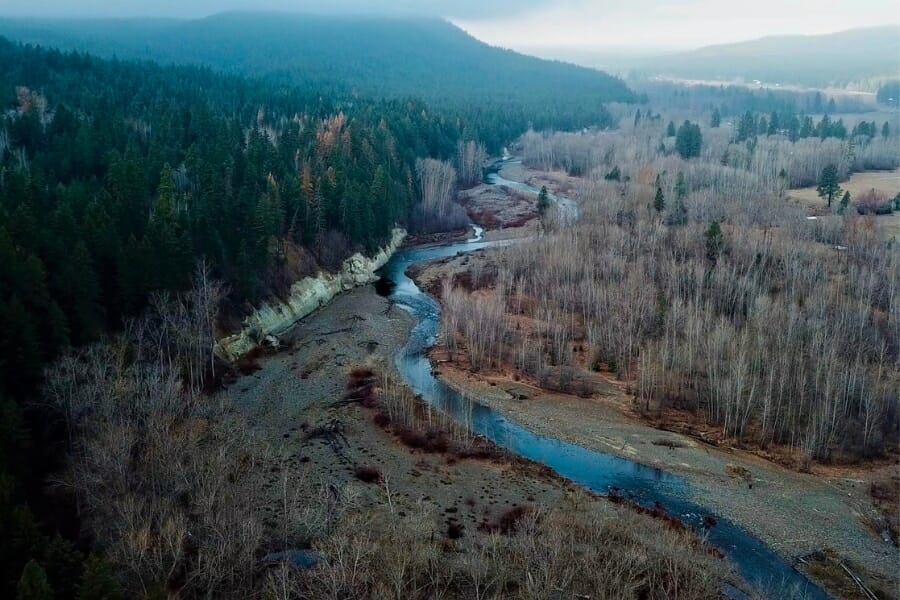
[0,0,554,19]
[3,0,896,51]
[455,0,900,51]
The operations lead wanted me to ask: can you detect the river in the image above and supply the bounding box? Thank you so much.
[375,165,830,600]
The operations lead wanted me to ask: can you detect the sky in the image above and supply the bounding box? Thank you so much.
[1,0,898,52]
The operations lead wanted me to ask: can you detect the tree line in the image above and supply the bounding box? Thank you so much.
[635,80,876,116]
[729,110,889,143]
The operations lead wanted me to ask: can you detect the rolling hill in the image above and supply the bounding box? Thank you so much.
[638,26,900,89]
[0,12,636,107]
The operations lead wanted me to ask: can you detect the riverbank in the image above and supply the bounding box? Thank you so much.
[411,162,899,600]
[215,228,406,361]
[428,361,897,597]
[221,284,571,536]
[215,161,756,596]
[217,277,729,599]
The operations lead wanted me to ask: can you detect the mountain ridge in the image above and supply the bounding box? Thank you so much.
[0,12,636,105]
[642,25,900,88]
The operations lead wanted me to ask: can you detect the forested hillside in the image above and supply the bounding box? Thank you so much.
[0,13,636,150]
[0,42,464,593]
[0,38,475,395]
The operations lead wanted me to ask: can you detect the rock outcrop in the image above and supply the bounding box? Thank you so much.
[215,229,405,361]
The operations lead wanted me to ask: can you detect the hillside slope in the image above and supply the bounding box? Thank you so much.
[643,26,900,88]
[0,13,636,107]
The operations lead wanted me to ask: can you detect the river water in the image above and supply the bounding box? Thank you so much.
[375,167,830,600]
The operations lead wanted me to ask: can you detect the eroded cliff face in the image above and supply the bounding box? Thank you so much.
[215,228,405,361]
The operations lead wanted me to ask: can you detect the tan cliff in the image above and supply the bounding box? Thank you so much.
[215,228,406,361]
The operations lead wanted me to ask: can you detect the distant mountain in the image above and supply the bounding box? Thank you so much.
[637,26,900,89]
[0,12,636,109]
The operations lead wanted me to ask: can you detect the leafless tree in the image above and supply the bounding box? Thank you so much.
[44,267,263,598]
[456,140,488,188]
[416,157,457,218]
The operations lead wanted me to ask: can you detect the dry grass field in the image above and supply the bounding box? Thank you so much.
[788,169,900,240]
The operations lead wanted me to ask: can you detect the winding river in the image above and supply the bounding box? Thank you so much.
[375,166,829,600]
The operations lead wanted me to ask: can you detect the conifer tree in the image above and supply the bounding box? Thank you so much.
[736,111,756,142]
[705,221,724,264]
[816,164,842,208]
[77,556,123,600]
[838,190,851,215]
[654,187,665,213]
[17,560,53,600]
[767,111,780,135]
[673,172,685,198]
[537,186,550,216]
[675,121,702,159]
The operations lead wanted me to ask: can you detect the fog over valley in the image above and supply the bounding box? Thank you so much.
[5,0,898,51]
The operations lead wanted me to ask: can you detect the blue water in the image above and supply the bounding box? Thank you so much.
[485,161,578,223]
[375,169,831,599]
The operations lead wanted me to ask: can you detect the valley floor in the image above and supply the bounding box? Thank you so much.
[416,161,900,600]
[218,279,726,598]
[217,161,897,599]
[788,168,900,241]
[223,286,571,534]
[429,359,898,598]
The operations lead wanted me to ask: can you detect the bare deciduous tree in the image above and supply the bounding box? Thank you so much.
[456,140,488,189]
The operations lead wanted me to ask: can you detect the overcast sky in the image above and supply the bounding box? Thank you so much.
[2,0,898,51]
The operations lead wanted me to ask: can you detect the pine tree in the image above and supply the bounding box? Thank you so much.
[787,115,800,141]
[17,560,53,600]
[653,187,665,213]
[42,535,83,600]
[537,186,550,216]
[710,108,721,128]
[736,111,756,142]
[883,122,891,138]
[76,555,123,600]
[0,297,44,394]
[675,172,687,201]
[67,242,103,343]
[155,163,176,219]
[838,191,851,215]
[666,121,676,137]
[767,111,780,135]
[675,121,702,159]
[705,222,724,264]
[799,116,814,138]
[604,166,621,181]
[831,118,847,139]
[817,114,832,139]
[816,164,842,208]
